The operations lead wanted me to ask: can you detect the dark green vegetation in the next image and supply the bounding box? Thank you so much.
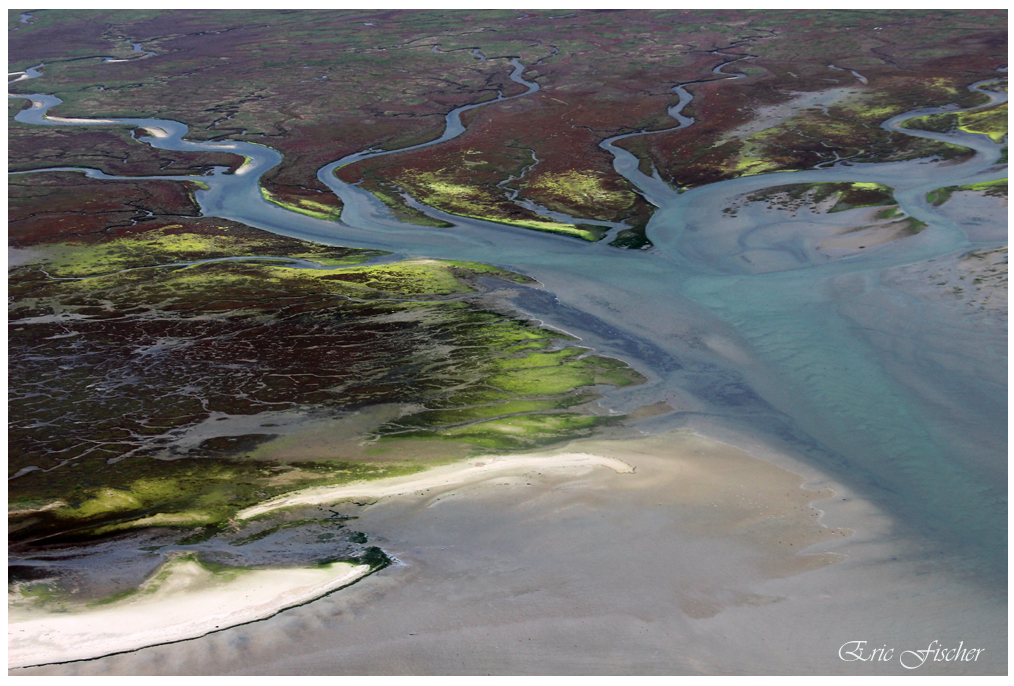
[10,238,639,471]
[9,187,644,551]
[899,217,929,236]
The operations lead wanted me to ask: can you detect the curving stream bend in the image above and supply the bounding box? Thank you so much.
[8,57,1009,580]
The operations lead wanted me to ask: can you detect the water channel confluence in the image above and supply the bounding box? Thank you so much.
[9,55,1008,582]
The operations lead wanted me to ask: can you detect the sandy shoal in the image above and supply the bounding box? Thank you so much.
[8,559,370,670]
[12,428,1006,675]
[238,452,635,520]
[44,115,118,124]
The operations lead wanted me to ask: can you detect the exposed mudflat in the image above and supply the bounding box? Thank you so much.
[15,430,1005,675]
[7,15,1008,675]
[932,188,1007,242]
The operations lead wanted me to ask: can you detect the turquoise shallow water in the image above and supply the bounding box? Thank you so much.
[9,64,1008,583]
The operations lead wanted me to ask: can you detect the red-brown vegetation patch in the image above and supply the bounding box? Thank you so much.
[8,125,241,176]
[9,172,205,246]
[8,10,1005,228]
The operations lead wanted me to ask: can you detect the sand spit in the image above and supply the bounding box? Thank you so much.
[8,557,370,669]
[13,430,1006,674]
[9,452,633,669]
[42,114,118,125]
[237,452,636,520]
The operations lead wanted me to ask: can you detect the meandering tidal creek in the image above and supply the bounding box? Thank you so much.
[10,60,1008,587]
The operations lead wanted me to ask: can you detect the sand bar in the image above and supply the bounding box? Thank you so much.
[43,115,118,124]
[12,429,1007,674]
[8,557,370,669]
[237,452,635,520]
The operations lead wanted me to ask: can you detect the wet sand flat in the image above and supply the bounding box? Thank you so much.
[932,189,1007,243]
[15,430,1005,675]
[8,560,371,670]
[8,19,1006,678]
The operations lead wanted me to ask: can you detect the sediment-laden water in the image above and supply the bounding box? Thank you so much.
[8,58,1008,587]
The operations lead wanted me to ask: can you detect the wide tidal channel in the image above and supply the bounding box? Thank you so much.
[10,59,1008,592]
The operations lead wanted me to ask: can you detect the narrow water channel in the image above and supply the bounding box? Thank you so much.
[9,58,1008,582]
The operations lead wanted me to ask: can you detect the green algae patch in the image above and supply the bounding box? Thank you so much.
[487,349,641,396]
[463,211,604,242]
[825,183,896,212]
[905,103,1008,144]
[927,186,956,206]
[747,182,896,213]
[446,260,535,282]
[609,225,653,250]
[491,365,607,395]
[260,187,342,222]
[11,581,78,614]
[70,488,143,519]
[360,179,455,228]
[956,103,1007,142]
[11,457,427,544]
[373,335,645,451]
[27,225,383,279]
[522,170,638,219]
[927,178,1007,206]
[272,258,532,298]
[273,259,463,296]
[900,217,928,235]
[381,170,604,241]
[959,178,1008,196]
[386,395,599,432]
[733,131,787,177]
[383,413,608,451]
